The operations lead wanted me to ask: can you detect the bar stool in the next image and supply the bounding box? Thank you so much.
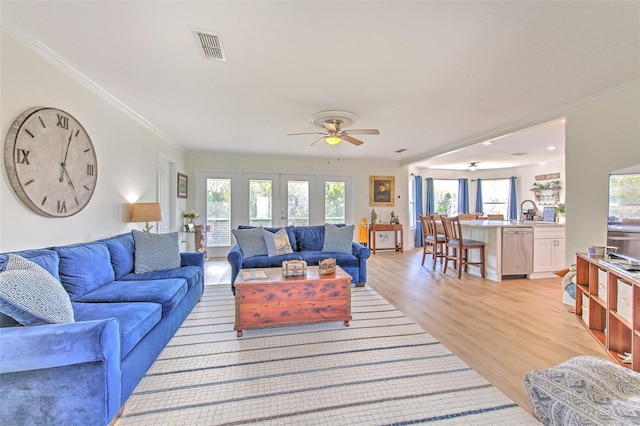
[419,214,445,269]
[441,216,486,278]
[487,214,504,220]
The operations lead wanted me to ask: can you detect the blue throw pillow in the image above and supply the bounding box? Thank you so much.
[0,255,74,325]
[263,228,294,257]
[232,227,268,258]
[133,231,181,274]
[322,224,354,254]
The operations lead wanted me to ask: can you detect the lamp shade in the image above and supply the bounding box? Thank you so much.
[130,202,162,223]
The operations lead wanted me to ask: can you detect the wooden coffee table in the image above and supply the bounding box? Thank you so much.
[234,266,352,337]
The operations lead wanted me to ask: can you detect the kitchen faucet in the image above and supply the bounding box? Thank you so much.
[520,199,539,222]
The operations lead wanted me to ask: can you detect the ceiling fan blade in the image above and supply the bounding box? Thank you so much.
[311,136,326,146]
[342,135,364,146]
[343,129,380,135]
[323,121,338,132]
[287,132,326,136]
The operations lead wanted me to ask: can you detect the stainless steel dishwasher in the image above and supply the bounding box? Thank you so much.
[502,227,533,276]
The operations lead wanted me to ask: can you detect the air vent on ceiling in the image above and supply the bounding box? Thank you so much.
[192,29,226,61]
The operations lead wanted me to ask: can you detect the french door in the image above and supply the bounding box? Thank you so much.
[197,171,351,258]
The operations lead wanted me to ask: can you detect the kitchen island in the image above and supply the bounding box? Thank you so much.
[457,220,565,281]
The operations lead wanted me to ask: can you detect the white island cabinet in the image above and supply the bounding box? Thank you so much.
[457,220,565,282]
[531,227,566,278]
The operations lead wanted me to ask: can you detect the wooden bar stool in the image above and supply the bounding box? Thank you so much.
[419,214,445,269]
[441,216,486,278]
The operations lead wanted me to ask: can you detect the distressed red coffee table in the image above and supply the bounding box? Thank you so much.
[233,265,352,337]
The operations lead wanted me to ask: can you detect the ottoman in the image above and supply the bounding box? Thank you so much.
[523,356,640,425]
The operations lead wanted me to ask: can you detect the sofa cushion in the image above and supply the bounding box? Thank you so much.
[120,265,203,291]
[72,302,161,359]
[0,255,74,326]
[101,233,135,279]
[242,252,303,269]
[299,251,359,267]
[322,223,354,254]
[74,278,187,317]
[264,227,293,256]
[294,225,325,251]
[56,242,115,300]
[132,231,181,274]
[0,249,60,281]
[239,225,297,251]
[232,227,268,258]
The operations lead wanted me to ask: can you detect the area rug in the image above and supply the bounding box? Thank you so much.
[117,285,539,425]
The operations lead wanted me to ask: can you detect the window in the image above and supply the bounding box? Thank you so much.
[249,179,272,227]
[609,173,640,222]
[325,181,345,224]
[408,177,415,229]
[481,179,510,217]
[433,179,458,216]
[287,180,309,226]
[206,178,231,247]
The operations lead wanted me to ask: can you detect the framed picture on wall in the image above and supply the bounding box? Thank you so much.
[369,175,395,207]
[177,173,188,198]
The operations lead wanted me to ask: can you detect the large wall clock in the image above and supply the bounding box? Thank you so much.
[4,107,98,217]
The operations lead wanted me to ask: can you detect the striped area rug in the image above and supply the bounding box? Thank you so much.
[117,284,539,425]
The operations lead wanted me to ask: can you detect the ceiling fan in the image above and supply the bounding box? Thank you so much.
[287,111,380,146]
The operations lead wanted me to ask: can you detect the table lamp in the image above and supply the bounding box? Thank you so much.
[130,202,162,232]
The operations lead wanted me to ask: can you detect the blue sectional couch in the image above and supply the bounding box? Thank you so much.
[0,232,205,426]
[227,224,370,293]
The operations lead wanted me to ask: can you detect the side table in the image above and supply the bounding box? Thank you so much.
[369,223,403,254]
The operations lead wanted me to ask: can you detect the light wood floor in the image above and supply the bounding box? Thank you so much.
[209,250,609,416]
[364,248,609,415]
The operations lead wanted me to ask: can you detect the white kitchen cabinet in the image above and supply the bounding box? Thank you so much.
[532,227,566,275]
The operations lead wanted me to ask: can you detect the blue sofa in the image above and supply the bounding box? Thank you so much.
[227,225,370,293]
[0,232,204,426]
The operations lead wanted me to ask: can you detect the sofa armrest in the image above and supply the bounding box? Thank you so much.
[352,242,371,284]
[181,251,205,268]
[227,244,243,293]
[0,319,122,425]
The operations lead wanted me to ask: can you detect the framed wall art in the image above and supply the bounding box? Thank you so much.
[177,173,188,199]
[369,175,395,207]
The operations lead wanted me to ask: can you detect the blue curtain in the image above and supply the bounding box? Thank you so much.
[508,176,518,220]
[425,178,435,213]
[414,175,423,247]
[458,178,469,213]
[475,179,483,213]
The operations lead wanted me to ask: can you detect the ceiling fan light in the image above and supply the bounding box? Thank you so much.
[326,137,341,145]
[469,162,478,171]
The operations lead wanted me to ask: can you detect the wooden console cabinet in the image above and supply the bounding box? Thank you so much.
[575,253,639,372]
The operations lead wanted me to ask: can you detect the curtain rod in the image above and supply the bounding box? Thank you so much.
[470,177,517,181]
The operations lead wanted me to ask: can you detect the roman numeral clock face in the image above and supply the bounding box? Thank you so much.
[4,107,98,217]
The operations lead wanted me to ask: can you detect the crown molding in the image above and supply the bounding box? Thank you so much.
[1,19,178,147]
[401,80,640,167]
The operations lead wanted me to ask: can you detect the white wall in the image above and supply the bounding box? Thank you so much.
[518,158,566,209]
[565,84,640,264]
[186,152,409,250]
[1,32,187,252]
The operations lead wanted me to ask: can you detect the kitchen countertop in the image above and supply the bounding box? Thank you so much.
[460,220,565,228]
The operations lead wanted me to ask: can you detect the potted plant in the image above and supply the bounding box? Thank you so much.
[555,203,565,223]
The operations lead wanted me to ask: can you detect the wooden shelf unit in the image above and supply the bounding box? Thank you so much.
[575,253,639,372]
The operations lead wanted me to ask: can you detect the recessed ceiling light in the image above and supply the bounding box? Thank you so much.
[547,145,557,150]
[483,141,493,145]
[511,152,528,156]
